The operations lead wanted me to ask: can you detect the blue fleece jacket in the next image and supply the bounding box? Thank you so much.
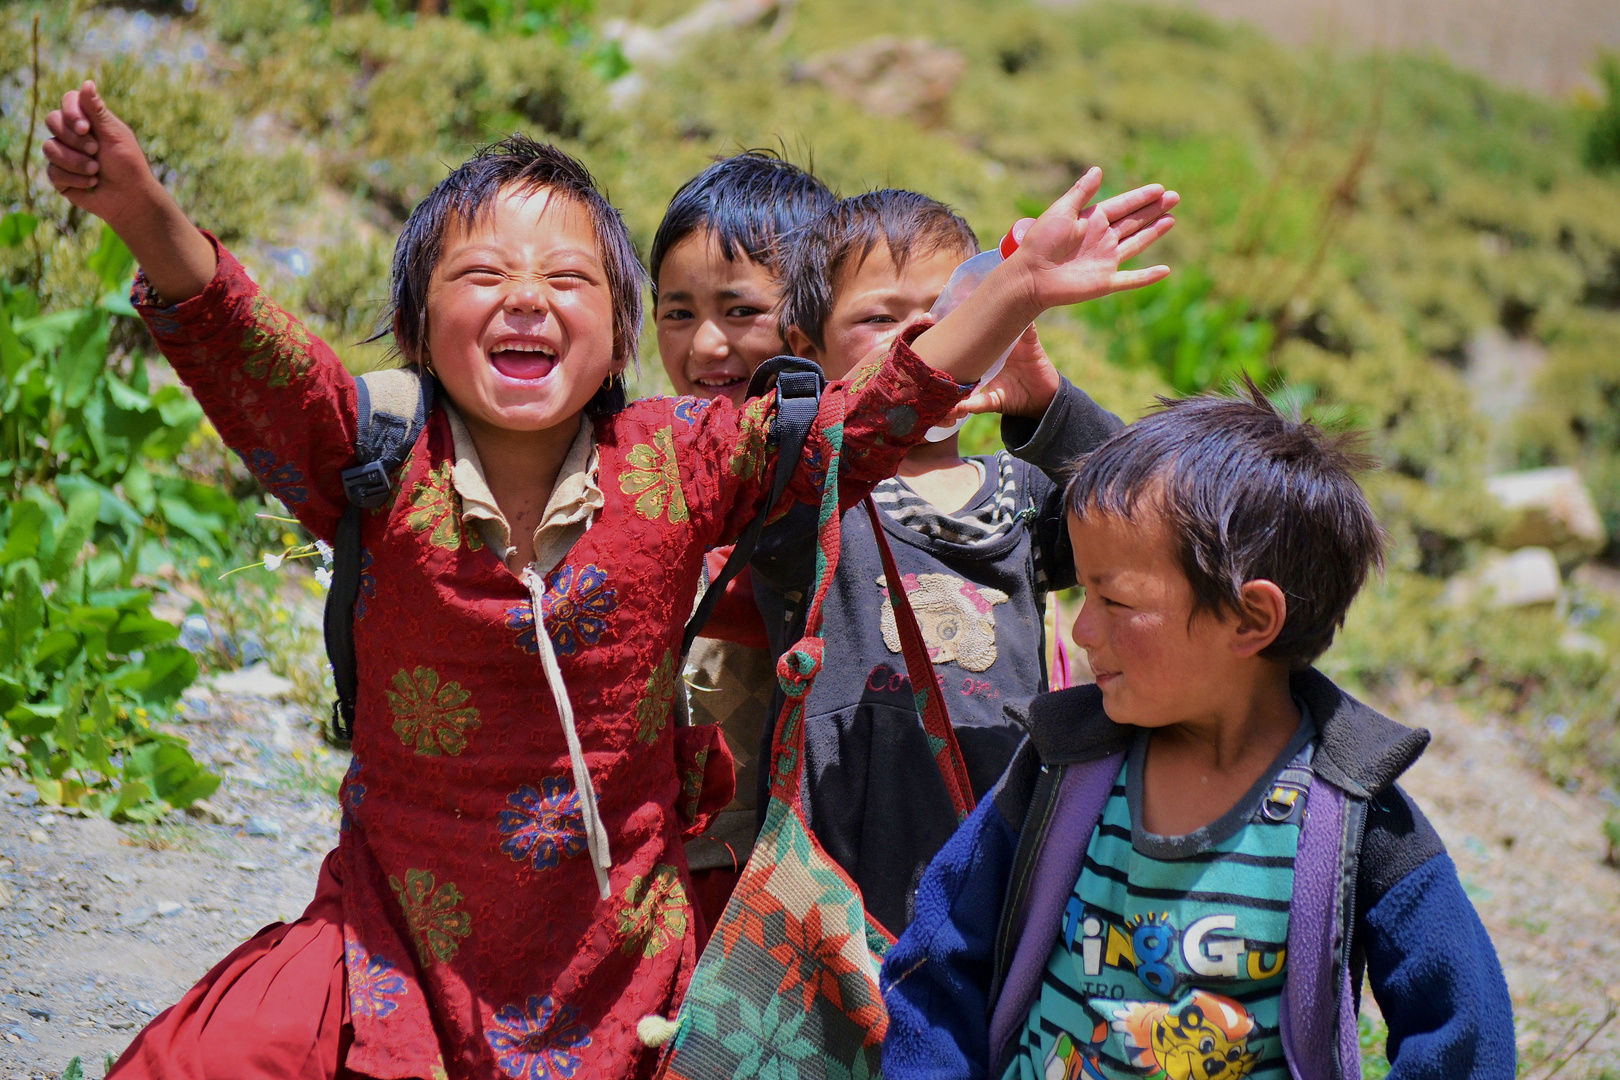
[881,670,1516,1080]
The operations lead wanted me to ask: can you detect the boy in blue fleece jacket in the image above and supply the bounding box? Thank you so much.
[880,386,1515,1080]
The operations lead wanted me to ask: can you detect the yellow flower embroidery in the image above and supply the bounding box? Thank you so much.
[386,666,482,755]
[617,863,689,958]
[635,649,676,744]
[389,868,472,965]
[406,461,482,551]
[620,426,689,523]
[241,295,315,388]
[849,359,881,396]
[728,397,771,482]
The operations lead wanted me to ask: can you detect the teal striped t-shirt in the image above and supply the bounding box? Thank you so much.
[1002,714,1315,1080]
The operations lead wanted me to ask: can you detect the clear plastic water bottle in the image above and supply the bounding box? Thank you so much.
[924,218,1036,442]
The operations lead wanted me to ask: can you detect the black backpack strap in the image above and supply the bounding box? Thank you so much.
[679,356,824,661]
[323,369,434,743]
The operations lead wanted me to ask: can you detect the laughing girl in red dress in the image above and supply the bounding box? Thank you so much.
[41,81,1176,1080]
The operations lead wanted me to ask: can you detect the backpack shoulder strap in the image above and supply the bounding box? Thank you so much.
[323,368,435,743]
[679,356,824,662]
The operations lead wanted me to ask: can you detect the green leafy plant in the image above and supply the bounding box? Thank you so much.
[0,219,220,818]
[1586,52,1620,172]
[1074,266,1275,396]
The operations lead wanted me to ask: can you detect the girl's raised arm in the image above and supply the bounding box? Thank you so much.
[43,82,361,542]
[44,81,216,304]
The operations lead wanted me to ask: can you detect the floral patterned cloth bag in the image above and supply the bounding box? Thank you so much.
[656,392,975,1080]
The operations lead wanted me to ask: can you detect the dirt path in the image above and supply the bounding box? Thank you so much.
[1389,692,1620,1072]
[1,680,345,1079]
[3,685,1618,1077]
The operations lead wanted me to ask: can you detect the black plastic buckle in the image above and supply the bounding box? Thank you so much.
[341,460,394,509]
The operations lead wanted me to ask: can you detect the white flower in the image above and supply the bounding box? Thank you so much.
[314,567,332,590]
[315,540,334,567]
[262,553,284,572]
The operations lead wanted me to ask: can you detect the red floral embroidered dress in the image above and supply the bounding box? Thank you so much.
[126,244,967,1080]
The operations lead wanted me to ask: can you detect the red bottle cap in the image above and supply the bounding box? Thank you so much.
[999,217,1035,259]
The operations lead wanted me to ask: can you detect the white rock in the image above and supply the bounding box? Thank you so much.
[154,900,185,917]
[1477,547,1563,608]
[1485,467,1607,563]
[210,662,295,699]
[245,815,284,839]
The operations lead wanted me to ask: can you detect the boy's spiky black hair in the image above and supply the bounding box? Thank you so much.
[1065,381,1386,668]
[648,150,836,296]
[779,189,978,351]
[375,134,645,416]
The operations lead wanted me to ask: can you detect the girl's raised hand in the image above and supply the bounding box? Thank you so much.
[45,81,161,229]
[43,81,216,302]
[1011,168,1178,310]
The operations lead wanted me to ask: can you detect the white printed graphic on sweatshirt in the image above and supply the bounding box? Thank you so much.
[876,573,1009,672]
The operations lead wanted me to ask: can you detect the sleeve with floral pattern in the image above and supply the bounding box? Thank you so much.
[133,238,360,542]
[680,325,971,552]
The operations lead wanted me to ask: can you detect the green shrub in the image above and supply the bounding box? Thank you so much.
[0,223,223,817]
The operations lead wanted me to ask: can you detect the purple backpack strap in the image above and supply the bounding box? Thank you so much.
[987,753,1124,1077]
[1280,779,1362,1080]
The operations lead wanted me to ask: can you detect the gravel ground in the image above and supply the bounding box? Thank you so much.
[3,680,1618,1078]
[0,679,346,1079]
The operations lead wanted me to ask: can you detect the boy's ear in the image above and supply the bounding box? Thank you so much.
[1230,580,1288,658]
[785,324,819,364]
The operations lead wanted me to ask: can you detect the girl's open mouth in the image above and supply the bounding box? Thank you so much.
[488,340,558,381]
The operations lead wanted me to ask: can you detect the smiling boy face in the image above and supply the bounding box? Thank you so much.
[796,240,965,381]
[424,185,617,437]
[1066,504,1249,730]
[655,229,785,406]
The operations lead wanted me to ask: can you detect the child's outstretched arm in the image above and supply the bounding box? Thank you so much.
[1358,788,1517,1078]
[45,81,216,303]
[44,82,360,541]
[910,169,1175,386]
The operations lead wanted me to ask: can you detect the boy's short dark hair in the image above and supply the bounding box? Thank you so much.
[779,190,978,351]
[1065,384,1385,668]
[648,150,836,296]
[378,135,644,414]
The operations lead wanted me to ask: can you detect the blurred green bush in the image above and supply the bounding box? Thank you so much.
[1,0,1616,793]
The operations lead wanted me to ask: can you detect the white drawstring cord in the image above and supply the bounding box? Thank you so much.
[523,567,612,900]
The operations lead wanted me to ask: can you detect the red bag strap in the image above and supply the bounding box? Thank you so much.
[863,496,977,822]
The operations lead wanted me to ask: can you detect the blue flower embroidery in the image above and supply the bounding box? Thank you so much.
[345,941,407,1019]
[249,448,310,506]
[674,397,710,425]
[540,565,617,656]
[486,995,591,1080]
[340,757,366,833]
[355,547,377,620]
[498,779,587,872]
[505,604,539,656]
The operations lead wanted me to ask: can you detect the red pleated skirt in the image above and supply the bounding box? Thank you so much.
[108,850,373,1080]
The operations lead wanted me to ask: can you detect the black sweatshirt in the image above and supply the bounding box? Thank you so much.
[750,379,1123,933]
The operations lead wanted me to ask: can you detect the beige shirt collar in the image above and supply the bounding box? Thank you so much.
[440,401,603,576]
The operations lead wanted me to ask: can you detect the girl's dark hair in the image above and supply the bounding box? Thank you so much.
[778,189,978,351]
[375,134,645,416]
[1064,381,1386,669]
[648,150,835,297]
